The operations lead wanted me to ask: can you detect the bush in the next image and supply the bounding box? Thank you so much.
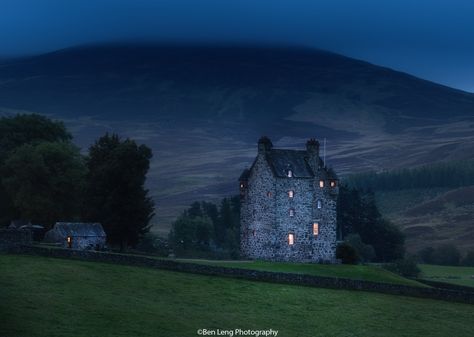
[384,257,420,278]
[336,242,359,264]
[135,233,169,256]
[462,250,474,266]
[431,244,461,266]
[345,234,375,262]
[417,246,435,264]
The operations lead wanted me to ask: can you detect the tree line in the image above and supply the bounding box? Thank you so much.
[168,197,240,259]
[0,114,154,250]
[346,160,474,191]
[336,185,405,262]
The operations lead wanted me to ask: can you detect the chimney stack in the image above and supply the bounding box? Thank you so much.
[306,138,320,171]
[258,136,273,154]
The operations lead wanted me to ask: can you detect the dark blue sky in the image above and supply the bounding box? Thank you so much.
[1,0,473,92]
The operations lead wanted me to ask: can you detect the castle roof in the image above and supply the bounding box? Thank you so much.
[266,149,315,178]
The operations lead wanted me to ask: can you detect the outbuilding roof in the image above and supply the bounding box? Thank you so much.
[53,222,106,237]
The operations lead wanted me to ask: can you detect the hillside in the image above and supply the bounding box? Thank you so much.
[1,43,474,230]
[376,186,474,253]
[1,254,473,337]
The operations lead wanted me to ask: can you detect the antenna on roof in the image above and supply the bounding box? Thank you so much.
[323,138,326,168]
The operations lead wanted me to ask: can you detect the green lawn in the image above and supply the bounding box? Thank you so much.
[1,255,473,337]
[177,259,425,287]
[419,264,474,287]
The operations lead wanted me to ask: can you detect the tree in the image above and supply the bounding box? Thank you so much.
[168,196,241,258]
[431,244,461,266]
[337,185,405,262]
[83,133,155,250]
[0,113,71,162]
[1,142,85,227]
[336,242,359,264]
[0,113,73,226]
[462,251,474,267]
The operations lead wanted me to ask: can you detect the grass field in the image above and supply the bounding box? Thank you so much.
[178,259,425,287]
[419,264,474,287]
[1,255,473,337]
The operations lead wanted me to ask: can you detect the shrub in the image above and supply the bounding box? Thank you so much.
[417,246,435,264]
[336,242,359,264]
[345,234,375,262]
[135,233,169,256]
[431,244,461,266]
[461,250,474,266]
[384,257,420,278]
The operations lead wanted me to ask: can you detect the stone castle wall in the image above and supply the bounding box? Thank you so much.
[241,151,338,263]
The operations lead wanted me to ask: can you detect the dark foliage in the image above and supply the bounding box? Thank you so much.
[417,245,461,266]
[134,233,169,256]
[169,196,240,258]
[336,242,359,264]
[0,114,82,227]
[384,257,421,278]
[346,160,474,192]
[337,185,405,262]
[345,234,375,263]
[83,133,155,250]
[461,251,474,267]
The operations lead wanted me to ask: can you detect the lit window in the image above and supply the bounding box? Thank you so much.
[289,208,295,217]
[313,223,319,236]
[317,200,322,209]
[330,180,337,188]
[288,233,295,245]
[240,183,245,189]
[288,190,294,198]
[287,170,293,178]
[66,236,72,248]
[319,180,325,188]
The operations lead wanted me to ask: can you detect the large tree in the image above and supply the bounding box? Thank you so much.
[83,133,154,249]
[2,142,86,226]
[0,114,78,226]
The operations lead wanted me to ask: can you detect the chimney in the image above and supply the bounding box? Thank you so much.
[306,138,320,171]
[258,136,273,154]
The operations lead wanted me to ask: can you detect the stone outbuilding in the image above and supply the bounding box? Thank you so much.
[44,222,107,250]
[239,137,339,263]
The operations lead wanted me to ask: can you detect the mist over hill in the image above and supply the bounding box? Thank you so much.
[1,43,474,232]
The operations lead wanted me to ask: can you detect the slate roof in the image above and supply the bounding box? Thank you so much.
[53,222,106,237]
[266,149,314,178]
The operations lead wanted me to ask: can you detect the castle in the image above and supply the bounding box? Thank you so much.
[239,137,338,263]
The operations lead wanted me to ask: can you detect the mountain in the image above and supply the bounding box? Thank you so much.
[1,43,474,235]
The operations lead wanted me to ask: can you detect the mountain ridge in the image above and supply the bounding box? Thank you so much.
[1,43,473,236]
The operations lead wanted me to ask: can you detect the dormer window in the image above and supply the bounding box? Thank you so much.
[289,208,295,217]
[287,170,293,178]
[330,180,337,188]
[317,200,322,209]
[319,180,325,188]
[288,190,294,198]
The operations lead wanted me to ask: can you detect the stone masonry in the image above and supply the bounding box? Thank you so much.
[239,137,338,263]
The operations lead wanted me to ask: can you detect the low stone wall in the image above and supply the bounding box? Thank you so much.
[415,278,474,293]
[7,245,474,305]
[0,229,32,251]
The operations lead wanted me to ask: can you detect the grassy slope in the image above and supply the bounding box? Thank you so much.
[178,259,424,287]
[1,255,473,337]
[375,186,474,253]
[419,264,474,287]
